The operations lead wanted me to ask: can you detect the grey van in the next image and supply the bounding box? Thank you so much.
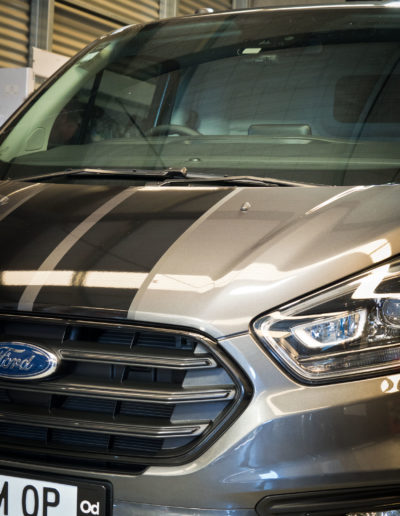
[0,1,399,514]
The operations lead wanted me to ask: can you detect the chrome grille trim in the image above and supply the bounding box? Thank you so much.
[0,313,252,471]
[0,379,236,403]
[0,409,209,438]
[60,344,218,369]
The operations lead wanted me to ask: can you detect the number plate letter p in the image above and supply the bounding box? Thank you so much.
[43,488,60,516]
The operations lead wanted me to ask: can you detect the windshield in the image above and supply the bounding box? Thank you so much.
[1,6,400,185]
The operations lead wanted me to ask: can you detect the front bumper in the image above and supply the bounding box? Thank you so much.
[0,332,399,513]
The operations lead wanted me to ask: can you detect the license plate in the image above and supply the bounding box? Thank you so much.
[0,472,109,516]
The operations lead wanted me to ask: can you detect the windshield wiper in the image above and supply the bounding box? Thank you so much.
[18,167,188,182]
[160,174,316,188]
[18,168,315,187]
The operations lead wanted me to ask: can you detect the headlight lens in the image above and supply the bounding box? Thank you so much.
[253,258,400,383]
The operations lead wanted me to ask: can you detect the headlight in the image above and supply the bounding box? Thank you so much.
[252,258,400,384]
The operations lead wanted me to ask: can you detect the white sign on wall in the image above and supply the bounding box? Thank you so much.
[0,48,70,127]
[32,47,69,79]
[0,67,35,127]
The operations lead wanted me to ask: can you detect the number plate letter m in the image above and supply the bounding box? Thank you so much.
[0,482,8,515]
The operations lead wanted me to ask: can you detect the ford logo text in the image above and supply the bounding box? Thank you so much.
[0,342,59,380]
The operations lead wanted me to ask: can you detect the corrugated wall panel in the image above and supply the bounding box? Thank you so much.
[179,0,232,16]
[74,0,159,24]
[53,0,160,58]
[53,2,120,57]
[0,0,29,68]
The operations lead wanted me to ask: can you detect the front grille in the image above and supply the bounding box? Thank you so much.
[0,314,251,472]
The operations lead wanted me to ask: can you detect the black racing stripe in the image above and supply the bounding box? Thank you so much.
[0,184,134,310]
[34,188,231,315]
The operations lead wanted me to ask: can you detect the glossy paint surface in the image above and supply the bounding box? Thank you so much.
[0,331,398,512]
[0,180,398,511]
[0,3,400,512]
[0,181,399,338]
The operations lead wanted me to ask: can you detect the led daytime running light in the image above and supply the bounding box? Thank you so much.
[291,309,367,349]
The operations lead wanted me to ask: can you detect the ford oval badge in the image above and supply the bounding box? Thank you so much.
[0,342,59,380]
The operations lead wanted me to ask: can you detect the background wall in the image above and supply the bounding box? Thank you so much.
[179,0,231,16]
[0,0,237,68]
[0,0,30,68]
[0,0,351,67]
[52,0,159,57]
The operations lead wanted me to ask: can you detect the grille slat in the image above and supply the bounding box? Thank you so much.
[0,406,209,438]
[60,341,218,369]
[0,379,235,403]
[0,315,250,471]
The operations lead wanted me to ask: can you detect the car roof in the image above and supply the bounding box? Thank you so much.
[188,0,400,16]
